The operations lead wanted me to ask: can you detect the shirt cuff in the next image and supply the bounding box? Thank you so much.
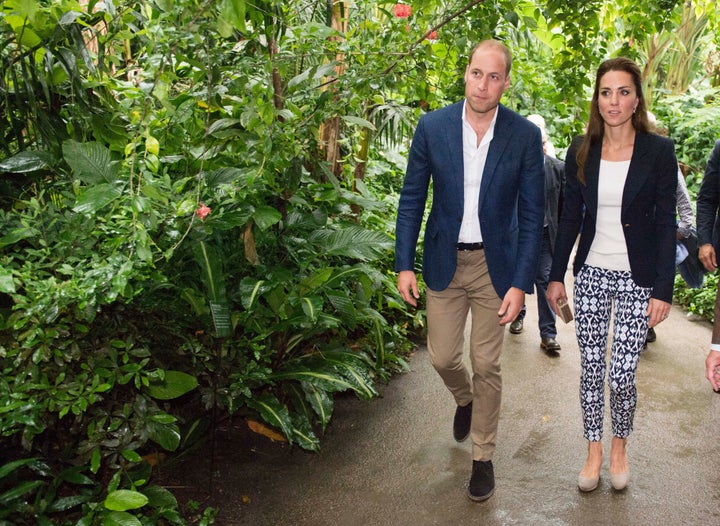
[711,344,720,352]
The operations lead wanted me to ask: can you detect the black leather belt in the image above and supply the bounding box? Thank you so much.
[456,242,484,251]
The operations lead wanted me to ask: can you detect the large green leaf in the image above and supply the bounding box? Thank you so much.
[0,270,16,301]
[193,241,226,303]
[270,368,355,393]
[308,225,393,261]
[147,420,181,451]
[0,227,39,249]
[142,485,178,509]
[238,277,268,310]
[0,458,39,481]
[219,0,247,34]
[252,205,282,230]
[102,511,142,526]
[146,371,199,400]
[72,182,124,214]
[0,150,55,173]
[62,140,120,184]
[300,380,333,430]
[104,490,149,512]
[246,393,293,442]
[0,480,43,505]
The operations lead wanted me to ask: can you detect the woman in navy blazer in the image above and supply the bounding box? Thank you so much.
[547,58,677,493]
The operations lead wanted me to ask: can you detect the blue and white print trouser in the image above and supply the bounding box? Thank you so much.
[574,264,652,442]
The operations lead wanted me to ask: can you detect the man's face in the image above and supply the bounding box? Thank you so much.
[464,48,510,117]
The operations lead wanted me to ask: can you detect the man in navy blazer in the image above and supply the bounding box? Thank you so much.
[696,140,720,391]
[395,40,545,501]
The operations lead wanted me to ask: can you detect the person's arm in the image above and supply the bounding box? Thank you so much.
[395,118,431,305]
[697,141,720,270]
[705,350,720,391]
[515,124,546,285]
[706,283,720,390]
[549,137,583,285]
[675,167,693,239]
[649,138,679,304]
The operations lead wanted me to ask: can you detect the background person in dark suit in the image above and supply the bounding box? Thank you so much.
[695,140,720,391]
[395,39,545,502]
[547,57,677,493]
[509,114,565,354]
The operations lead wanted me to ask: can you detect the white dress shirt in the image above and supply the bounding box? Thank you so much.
[458,101,497,243]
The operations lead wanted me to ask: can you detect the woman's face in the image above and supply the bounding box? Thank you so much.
[597,70,639,129]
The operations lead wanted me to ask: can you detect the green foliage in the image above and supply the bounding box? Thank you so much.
[674,272,718,321]
[3,0,720,523]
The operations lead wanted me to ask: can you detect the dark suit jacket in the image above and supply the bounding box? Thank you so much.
[395,101,546,298]
[544,154,565,253]
[696,140,720,254]
[549,133,678,303]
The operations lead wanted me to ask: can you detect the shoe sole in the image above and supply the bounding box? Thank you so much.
[540,344,561,351]
[578,479,599,492]
[467,487,494,502]
[509,328,522,334]
[454,431,470,442]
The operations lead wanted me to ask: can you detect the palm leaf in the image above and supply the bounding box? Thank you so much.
[308,224,393,261]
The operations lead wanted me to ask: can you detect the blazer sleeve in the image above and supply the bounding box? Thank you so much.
[394,117,431,272]
[648,137,680,303]
[697,140,720,248]
[549,137,584,283]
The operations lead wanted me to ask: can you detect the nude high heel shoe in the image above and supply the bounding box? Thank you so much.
[609,437,629,490]
[610,470,629,490]
[578,441,602,492]
[578,473,600,492]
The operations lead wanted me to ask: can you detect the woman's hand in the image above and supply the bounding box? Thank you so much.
[646,298,671,328]
[546,281,567,317]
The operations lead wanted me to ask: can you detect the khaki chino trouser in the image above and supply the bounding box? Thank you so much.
[426,249,505,461]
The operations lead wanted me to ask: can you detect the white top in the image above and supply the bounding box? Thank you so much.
[458,101,497,243]
[585,159,631,271]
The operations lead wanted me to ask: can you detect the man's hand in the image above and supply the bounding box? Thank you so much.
[397,270,420,307]
[705,350,720,392]
[699,243,717,272]
[498,287,525,325]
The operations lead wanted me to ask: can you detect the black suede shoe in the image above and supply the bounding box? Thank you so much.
[453,402,472,442]
[468,460,495,501]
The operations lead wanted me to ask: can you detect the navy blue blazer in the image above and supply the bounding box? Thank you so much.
[696,139,720,254]
[395,102,545,298]
[549,133,678,303]
[544,154,565,253]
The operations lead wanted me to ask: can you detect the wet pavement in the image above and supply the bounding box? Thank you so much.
[189,298,720,525]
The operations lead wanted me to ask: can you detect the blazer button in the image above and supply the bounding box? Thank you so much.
[623,224,630,227]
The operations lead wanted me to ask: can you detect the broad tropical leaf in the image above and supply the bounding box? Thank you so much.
[308,225,393,261]
[62,140,120,184]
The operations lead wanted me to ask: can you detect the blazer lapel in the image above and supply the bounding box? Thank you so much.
[584,141,602,217]
[479,105,511,210]
[445,102,464,188]
[622,133,653,209]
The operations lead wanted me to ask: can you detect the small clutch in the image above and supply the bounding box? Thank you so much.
[557,298,574,323]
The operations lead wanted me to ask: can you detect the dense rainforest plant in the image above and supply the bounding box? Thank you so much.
[2,0,720,523]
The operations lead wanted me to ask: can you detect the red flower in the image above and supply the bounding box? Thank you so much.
[394,3,412,18]
[426,30,438,41]
[196,203,212,220]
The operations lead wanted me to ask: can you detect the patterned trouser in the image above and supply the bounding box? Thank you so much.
[574,265,652,442]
